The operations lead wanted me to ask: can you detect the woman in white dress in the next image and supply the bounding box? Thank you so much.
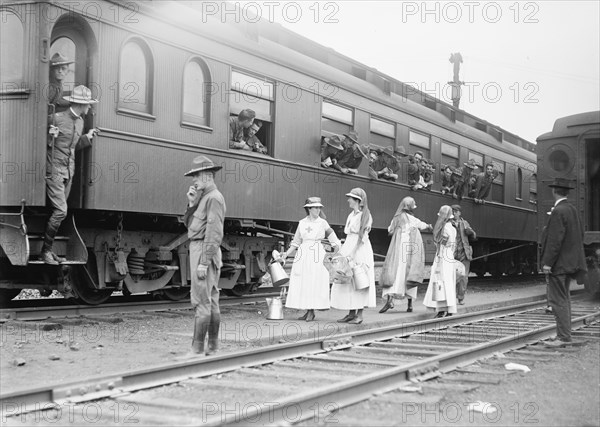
[330,188,376,324]
[281,197,341,322]
[379,197,432,313]
[423,205,458,317]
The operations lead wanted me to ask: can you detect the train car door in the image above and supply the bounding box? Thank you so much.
[50,14,97,209]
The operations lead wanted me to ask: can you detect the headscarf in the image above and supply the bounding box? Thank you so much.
[432,205,453,247]
[347,188,372,243]
[390,196,416,232]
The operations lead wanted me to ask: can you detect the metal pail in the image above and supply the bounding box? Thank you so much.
[353,264,370,290]
[266,297,284,320]
[268,262,289,287]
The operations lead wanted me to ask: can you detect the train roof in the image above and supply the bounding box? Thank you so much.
[537,111,600,142]
[129,1,534,153]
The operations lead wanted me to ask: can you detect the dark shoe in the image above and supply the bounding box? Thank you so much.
[379,299,394,313]
[545,306,553,314]
[348,317,363,325]
[337,314,355,323]
[305,311,315,322]
[445,313,453,317]
[458,299,465,305]
[406,306,413,313]
[298,311,309,320]
[434,311,446,318]
[41,250,59,265]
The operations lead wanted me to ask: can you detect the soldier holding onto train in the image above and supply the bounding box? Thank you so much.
[42,85,99,265]
[332,131,367,175]
[540,178,587,347]
[452,159,478,200]
[320,134,344,168]
[371,146,399,182]
[183,156,226,356]
[229,108,256,150]
[441,165,458,195]
[473,163,499,204]
[407,151,424,189]
[243,120,268,155]
[47,53,73,113]
[419,159,435,191]
[451,205,476,305]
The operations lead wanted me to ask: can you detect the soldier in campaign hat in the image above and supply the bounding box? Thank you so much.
[321,134,344,168]
[41,85,99,265]
[182,155,226,357]
[48,52,75,113]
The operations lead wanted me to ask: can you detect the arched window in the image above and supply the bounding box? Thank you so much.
[516,168,523,200]
[529,173,537,204]
[118,38,153,115]
[0,10,24,85]
[182,58,211,128]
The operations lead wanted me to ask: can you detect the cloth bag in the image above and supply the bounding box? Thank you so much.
[431,254,446,301]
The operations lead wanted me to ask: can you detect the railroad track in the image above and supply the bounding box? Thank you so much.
[2,298,598,425]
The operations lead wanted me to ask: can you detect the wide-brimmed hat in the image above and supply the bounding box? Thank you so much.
[394,146,408,157]
[50,52,74,67]
[344,130,359,144]
[548,177,575,189]
[303,197,324,208]
[463,159,478,169]
[324,135,344,150]
[62,85,98,104]
[355,144,370,159]
[184,155,223,176]
[345,188,363,201]
[381,146,395,157]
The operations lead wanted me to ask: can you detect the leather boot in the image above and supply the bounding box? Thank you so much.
[206,312,220,355]
[191,315,210,354]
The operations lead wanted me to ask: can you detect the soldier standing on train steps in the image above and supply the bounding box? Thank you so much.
[182,156,226,356]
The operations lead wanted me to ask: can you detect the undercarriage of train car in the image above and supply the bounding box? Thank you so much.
[469,239,538,277]
[0,206,282,305]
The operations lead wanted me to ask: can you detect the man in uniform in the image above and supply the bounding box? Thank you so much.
[183,156,226,356]
[541,178,587,347]
[42,85,99,264]
[243,120,267,154]
[451,205,477,305]
[47,52,74,113]
[229,109,255,149]
[473,163,498,204]
[334,131,369,174]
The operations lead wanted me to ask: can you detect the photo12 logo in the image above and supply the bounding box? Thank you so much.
[400,1,540,24]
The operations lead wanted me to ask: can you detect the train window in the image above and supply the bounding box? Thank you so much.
[182,58,211,128]
[468,152,484,169]
[490,158,505,203]
[549,150,570,172]
[529,174,537,204]
[50,37,76,95]
[322,100,354,135]
[441,141,459,168]
[118,38,154,116]
[409,130,430,158]
[516,168,523,200]
[0,10,24,85]
[369,116,395,147]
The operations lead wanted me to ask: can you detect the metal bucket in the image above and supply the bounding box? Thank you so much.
[268,261,289,287]
[266,297,284,320]
[353,264,370,290]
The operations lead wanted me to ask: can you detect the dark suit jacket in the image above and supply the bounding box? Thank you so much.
[541,199,587,276]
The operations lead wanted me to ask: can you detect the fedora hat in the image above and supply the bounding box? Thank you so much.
[303,197,324,208]
[184,155,223,176]
[344,130,359,144]
[463,159,478,169]
[324,135,344,150]
[548,177,575,189]
[50,52,74,67]
[394,146,408,157]
[62,85,98,104]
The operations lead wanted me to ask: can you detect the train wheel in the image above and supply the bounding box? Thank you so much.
[162,287,190,301]
[70,255,113,305]
[0,289,21,306]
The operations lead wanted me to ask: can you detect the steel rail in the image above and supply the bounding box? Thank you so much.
[1,299,586,415]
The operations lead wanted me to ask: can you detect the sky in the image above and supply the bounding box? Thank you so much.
[235,0,600,143]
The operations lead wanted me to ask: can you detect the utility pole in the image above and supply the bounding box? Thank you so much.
[448,52,464,108]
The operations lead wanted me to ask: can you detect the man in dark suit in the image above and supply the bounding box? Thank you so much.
[540,178,587,346]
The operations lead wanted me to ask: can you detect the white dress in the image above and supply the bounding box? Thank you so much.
[382,215,429,301]
[423,222,459,314]
[330,211,376,309]
[285,217,337,310]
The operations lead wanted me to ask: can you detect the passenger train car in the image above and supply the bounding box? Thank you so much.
[0,1,538,305]
[536,111,600,295]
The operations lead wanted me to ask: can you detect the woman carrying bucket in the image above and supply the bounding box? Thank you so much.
[280,197,341,322]
[330,188,376,324]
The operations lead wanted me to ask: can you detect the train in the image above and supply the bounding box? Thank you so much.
[0,1,539,305]
[536,111,600,296]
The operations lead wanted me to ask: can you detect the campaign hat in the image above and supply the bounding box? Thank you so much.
[303,197,324,208]
[344,130,359,144]
[324,135,344,150]
[184,155,223,176]
[394,146,408,157]
[381,146,395,157]
[463,159,478,169]
[62,85,98,104]
[548,177,575,189]
[50,52,74,67]
[355,144,370,159]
